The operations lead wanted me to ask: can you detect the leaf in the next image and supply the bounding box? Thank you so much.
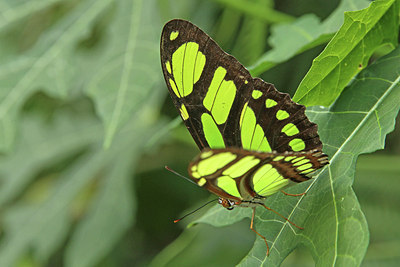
[64,143,137,267]
[85,0,160,149]
[0,108,159,266]
[0,113,102,206]
[248,0,371,76]
[149,221,254,267]
[213,8,242,50]
[231,0,270,66]
[195,44,400,266]
[0,1,164,263]
[0,0,112,152]
[292,0,399,106]
[0,136,106,266]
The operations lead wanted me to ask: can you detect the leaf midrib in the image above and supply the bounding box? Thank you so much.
[105,0,143,148]
[262,73,400,264]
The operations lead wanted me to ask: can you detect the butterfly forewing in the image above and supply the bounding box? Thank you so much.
[161,19,323,154]
[244,78,323,153]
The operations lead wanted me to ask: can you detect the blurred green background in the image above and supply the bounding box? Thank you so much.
[0,0,399,266]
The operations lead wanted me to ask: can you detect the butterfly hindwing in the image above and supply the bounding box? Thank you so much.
[188,148,329,201]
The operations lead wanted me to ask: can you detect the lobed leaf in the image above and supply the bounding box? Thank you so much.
[0,0,165,264]
[0,108,159,266]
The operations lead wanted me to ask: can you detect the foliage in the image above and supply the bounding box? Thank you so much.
[293,0,399,106]
[0,0,399,266]
[248,0,371,75]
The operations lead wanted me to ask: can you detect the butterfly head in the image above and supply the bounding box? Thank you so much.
[218,198,240,210]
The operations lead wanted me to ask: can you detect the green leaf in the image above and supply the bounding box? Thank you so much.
[64,144,137,267]
[0,113,102,206]
[0,110,158,266]
[0,141,105,266]
[0,0,112,152]
[213,8,242,50]
[195,44,400,265]
[149,221,254,267]
[293,0,399,106]
[85,0,160,149]
[231,0,270,66]
[248,0,371,76]
[0,112,104,265]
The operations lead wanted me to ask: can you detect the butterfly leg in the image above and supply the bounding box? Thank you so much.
[250,207,270,256]
[281,190,307,197]
[260,203,304,230]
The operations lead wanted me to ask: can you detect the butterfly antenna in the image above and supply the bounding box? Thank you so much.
[173,198,218,223]
[165,166,196,185]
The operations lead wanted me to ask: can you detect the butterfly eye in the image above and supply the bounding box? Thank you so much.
[218,198,237,209]
[227,199,237,209]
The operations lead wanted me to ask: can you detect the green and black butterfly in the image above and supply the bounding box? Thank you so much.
[160,19,328,255]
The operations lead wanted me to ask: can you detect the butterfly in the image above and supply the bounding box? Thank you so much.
[160,19,328,255]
